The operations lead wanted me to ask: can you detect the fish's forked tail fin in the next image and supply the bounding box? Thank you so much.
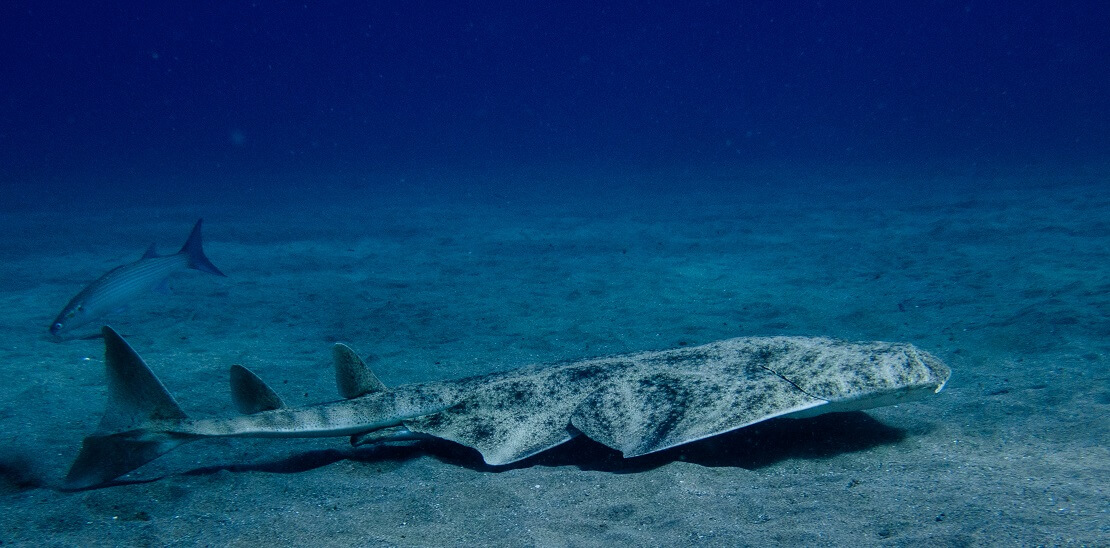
[64,326,197,489]
[178,218,226,277]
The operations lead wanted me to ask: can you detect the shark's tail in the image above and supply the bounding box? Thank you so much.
[64,327,390,488]
[64,326,198,489]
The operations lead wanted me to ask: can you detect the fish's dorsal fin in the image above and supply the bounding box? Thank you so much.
[229,364,285,414]
[333,343,388,399]
[141,243,160,259]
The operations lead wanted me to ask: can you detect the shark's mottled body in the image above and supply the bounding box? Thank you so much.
[65,327,950,489]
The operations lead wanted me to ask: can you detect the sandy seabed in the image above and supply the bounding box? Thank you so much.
[0,171,1106,546]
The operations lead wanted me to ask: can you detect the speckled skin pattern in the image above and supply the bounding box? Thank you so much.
[178,336,950,465]
[399,336,950,464]
[68,335,949,487]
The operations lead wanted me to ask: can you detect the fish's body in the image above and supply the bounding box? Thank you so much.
[64,327,950,489]
[50,219,225,337]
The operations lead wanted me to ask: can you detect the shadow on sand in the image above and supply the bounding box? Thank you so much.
[170,411,914,484]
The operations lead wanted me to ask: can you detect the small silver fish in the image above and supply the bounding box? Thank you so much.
[49,219,226,338]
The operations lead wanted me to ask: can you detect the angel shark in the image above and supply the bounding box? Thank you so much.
[64,326,950,489]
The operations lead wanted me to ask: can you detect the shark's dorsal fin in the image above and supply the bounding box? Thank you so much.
[99,326,187,432]
[333,343,388,399]
[229,364,285,414]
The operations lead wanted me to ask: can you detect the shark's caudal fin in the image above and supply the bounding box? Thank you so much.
[178,218,227,277]
[64,326,196,489]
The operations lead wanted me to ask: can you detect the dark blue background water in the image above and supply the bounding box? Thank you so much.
[2,1,1107,201]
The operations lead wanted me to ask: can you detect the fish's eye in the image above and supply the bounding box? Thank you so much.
[52,322,64,331]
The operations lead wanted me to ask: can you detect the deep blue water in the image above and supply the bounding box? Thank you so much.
[1,4,1109,543]
[2,1,1107,203]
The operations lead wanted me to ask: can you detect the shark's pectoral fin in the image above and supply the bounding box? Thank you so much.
[570,370,824,458]
[403,390,577,466]
[229,364,285,414]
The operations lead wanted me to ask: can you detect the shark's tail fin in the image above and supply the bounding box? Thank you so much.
[178,218,226,277]
[64,326,197,489]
